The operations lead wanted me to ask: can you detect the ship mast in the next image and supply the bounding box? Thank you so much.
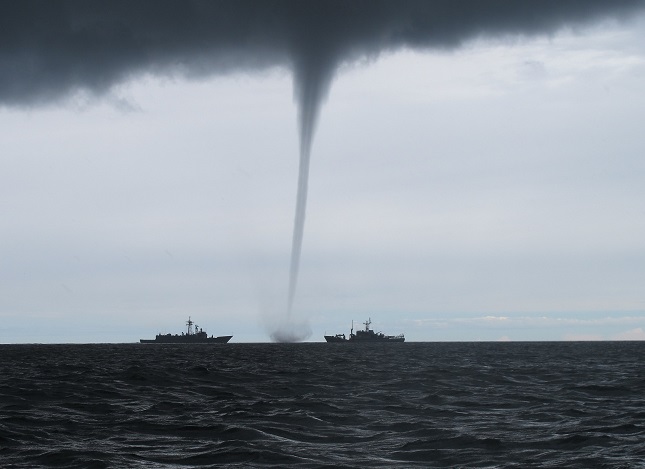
[186,316,194,335]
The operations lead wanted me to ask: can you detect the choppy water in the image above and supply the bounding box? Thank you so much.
[1,342,645,468]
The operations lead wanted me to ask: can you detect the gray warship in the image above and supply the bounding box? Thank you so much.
[140,317,232,344]
[324,318,405,343]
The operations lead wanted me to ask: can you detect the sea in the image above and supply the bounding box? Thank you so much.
[1,342,644,468]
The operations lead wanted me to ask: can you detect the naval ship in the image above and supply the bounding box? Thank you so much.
[324,318,405,343]
[140,317,232,344]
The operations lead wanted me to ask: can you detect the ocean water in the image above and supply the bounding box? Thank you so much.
[1,342,644,468]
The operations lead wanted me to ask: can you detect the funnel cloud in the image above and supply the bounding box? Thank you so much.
[2,1,643,342]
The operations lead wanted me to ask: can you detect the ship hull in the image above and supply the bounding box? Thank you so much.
[350,336,405,343]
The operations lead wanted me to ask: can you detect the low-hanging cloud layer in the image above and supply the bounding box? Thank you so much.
[2,1,644,108]
[3,0,644,341]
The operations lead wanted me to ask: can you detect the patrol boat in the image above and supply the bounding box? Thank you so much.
[324,318,404,343]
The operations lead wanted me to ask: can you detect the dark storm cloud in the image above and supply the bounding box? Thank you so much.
[1,0,643,107]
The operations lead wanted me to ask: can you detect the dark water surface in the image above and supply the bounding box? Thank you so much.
[1,342,645,468]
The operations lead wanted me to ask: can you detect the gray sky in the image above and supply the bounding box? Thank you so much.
[1,1,645,342]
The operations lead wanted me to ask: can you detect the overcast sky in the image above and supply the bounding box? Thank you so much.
[2,1,645,342]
